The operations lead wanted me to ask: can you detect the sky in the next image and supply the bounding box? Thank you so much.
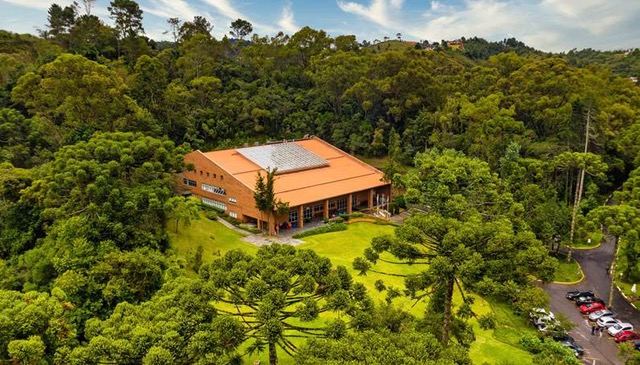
[0,0,639,52]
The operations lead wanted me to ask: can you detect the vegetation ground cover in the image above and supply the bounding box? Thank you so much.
[553,255,583,283]
[172,218,535,364]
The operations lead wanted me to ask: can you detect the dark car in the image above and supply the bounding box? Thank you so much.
[561,341,585,357]
[575,297,606,306]
[552,333,575,344]
[634,339,640,350]
[566,290,594,300]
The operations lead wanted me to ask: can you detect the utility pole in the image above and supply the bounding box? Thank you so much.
[608,236,620,308]
[568,109,591,262]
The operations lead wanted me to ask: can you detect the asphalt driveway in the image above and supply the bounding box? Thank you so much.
[544,236,640,365]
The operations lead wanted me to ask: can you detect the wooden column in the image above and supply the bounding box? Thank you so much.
[368,189,375,209]
[298,205,304,228]
[324,199,329,219]
[347,194,353,214]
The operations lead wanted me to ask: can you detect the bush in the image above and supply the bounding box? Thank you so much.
[204,210,218,220]
[328,216,345,224]
[477,314,497,330]
[519,334,542,353]
[292,223,347,238]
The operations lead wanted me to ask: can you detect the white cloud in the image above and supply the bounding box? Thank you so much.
[200,0,245,21]
[337,0,403,28]
[277,3,299,34]
[0,0,76,10]
[142,0,201,20]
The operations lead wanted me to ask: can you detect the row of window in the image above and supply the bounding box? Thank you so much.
[202,197,227,211]
[199,170,224,181]
[183,178,197,187]
[202,183,226,196]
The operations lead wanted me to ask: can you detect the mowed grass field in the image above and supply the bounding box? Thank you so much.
[171,216,535,364]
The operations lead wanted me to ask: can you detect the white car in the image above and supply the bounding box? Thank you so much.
[588,310,616,321]
[608,322,634,336]
[596,317,619,328]
[529,308,557,331]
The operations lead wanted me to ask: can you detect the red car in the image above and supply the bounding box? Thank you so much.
[580,302,605,314]
[614,331,640,343]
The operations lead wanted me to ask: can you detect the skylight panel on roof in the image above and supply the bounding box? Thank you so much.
[236,142,329,174]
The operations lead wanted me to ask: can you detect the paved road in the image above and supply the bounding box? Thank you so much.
[544,237,640,365]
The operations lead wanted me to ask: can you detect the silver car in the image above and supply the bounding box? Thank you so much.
[608,322,634,336]
[588,310,616,321]
[596,317,619,328]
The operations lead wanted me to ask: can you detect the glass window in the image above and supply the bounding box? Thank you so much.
[229,211,237,218]
[329,200,336,209]
[183,178,197,187]
[202,197,226,211]
[288,209,298,223]
[303,207,312,221]
[202,183,226,196]
[229,197,237,204]
[313,204,323,213]
[337,197,347,212]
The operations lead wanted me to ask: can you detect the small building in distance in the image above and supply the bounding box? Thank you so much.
[180,136,391,234]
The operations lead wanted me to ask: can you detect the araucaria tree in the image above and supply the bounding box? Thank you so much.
[201,244,372,365]
[254,168,285,235]
[356,149,557,344]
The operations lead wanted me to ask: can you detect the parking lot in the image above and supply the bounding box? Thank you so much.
[543,239,640,365]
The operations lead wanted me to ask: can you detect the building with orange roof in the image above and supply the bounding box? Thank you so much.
[180,136,391,234]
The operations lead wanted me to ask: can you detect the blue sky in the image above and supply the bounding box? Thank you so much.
[1,0,638,52]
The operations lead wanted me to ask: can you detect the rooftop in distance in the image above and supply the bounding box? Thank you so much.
[236,142,329,174]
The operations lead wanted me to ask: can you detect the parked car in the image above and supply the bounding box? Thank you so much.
[561,341,585,357]
[576,297,606,306]
[588,309,616,321]
[608,323,634,336]
[529,308,557,331]
[580,302,606,314]
[614,331,640,343]
[566,290,594,300]
[596,317,620,328]
[552,333,575,344]
[634,340,640,350]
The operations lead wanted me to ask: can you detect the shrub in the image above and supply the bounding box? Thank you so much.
[477,314,497,330]
[292,223,347,238]
[204,210,218,220]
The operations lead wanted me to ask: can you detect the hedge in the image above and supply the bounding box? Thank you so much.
[292,223,347,239]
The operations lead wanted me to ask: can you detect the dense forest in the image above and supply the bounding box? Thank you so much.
[1,0,640,364]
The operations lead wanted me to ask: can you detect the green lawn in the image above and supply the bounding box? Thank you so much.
[553,255,583,283]
[168,213,258,265]
[170,218,534,364]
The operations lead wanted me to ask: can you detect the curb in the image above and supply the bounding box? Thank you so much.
[568,240,603,251]
[615,284,639,309]
[552,261,585,285]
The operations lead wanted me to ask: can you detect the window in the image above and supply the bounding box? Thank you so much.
[351,194,358,208]
[214,173,217,178]
[313,204,323,213]
[329,200,336,209]
[202,197,226,211]
[221,175,224,181]
[183,178,197,187]
[288,209,298,224]
[206,172,210,177]
[200,170,203,176]
[337,197,347,212]
[229,211,238,218]
[229,197,237,204]
[303,207,312,221]
[202,183,226,196]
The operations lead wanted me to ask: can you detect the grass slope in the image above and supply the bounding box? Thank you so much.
[170,217,534,364]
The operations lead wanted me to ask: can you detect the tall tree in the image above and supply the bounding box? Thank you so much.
[108,0,144,56]
[229,18,253,40]
[202,244,372,365]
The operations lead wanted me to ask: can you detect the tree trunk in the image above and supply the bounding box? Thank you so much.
[269,341,278,365]
[442,277,454,345]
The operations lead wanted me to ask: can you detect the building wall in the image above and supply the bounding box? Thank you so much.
[181,151,261,222]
